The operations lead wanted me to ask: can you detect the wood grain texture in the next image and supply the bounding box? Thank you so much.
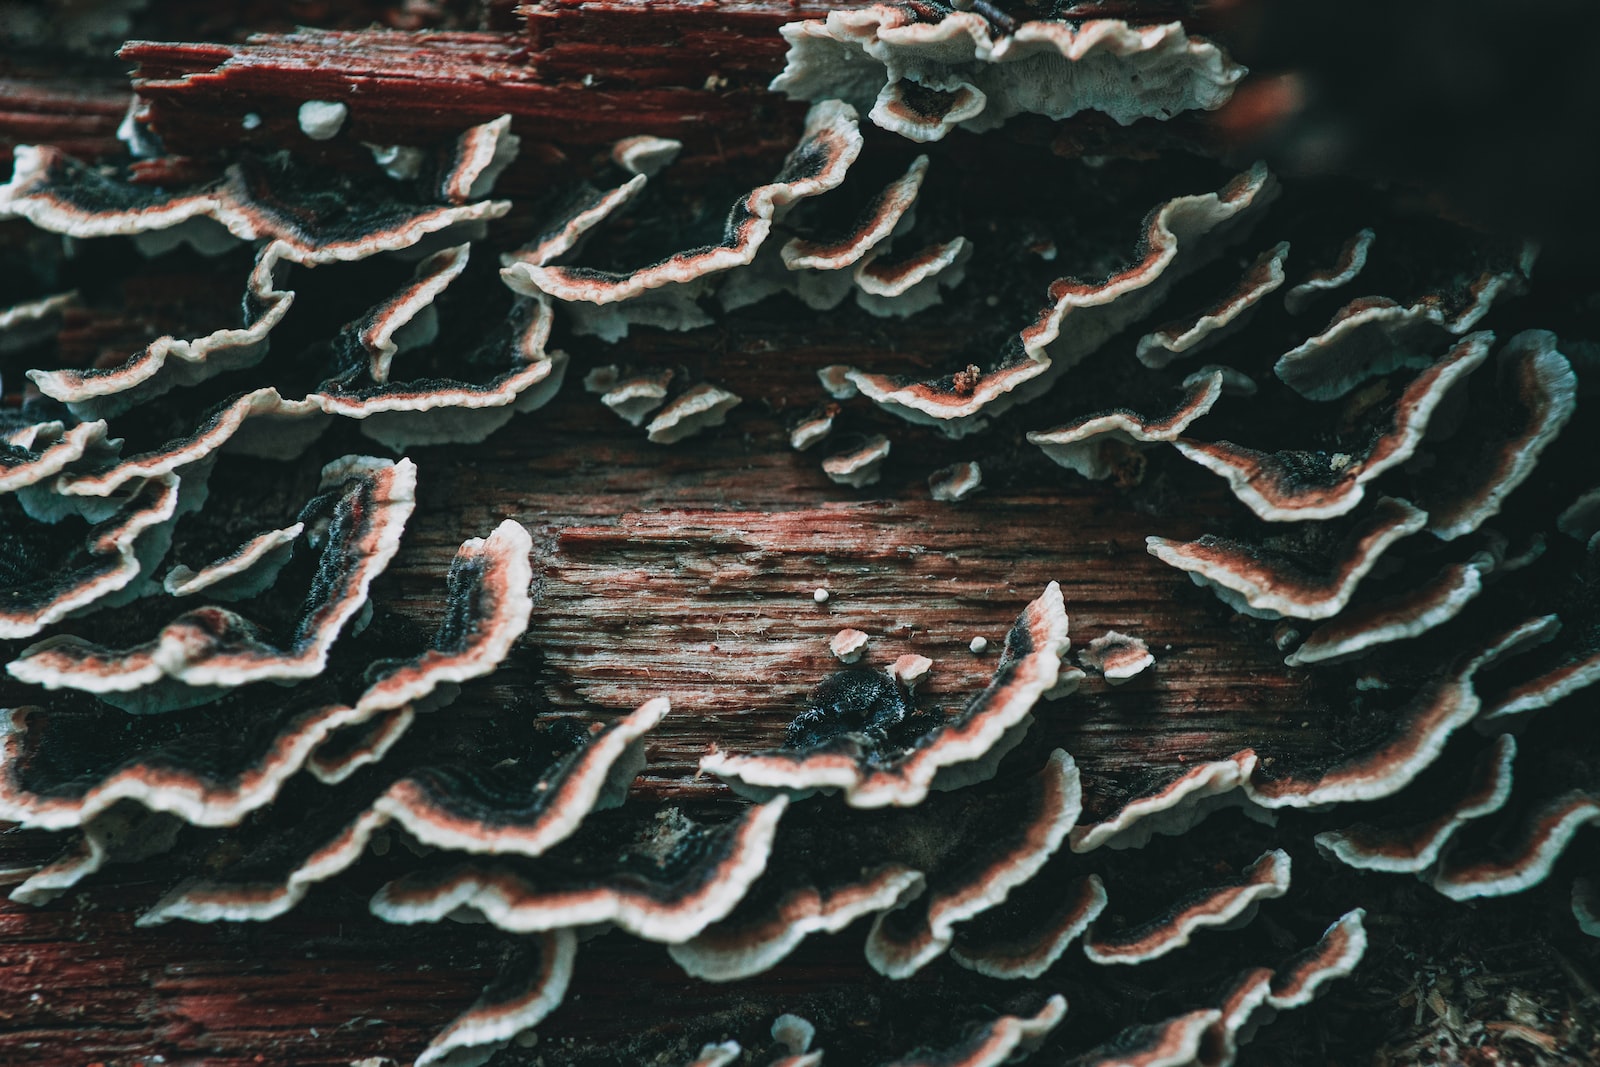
[378,314,1340,813]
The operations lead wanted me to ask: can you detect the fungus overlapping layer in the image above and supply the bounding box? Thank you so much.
[673,748,1078,982]
[1135,242,1289,368]
[1082,849,1291,965]
[844,162,1277,436]
[0,129,511,262]
[1030,372,1221,482]
[770,5,1244,141]
[0,470,180,638]
[7,455,417,709]
[136,698,666,926]
[1313,733,1516,874]
[371,797,790,942]
[0,515,535,834]
[1148,496,1430,621]
[664,895,1363,1067]
[414,929,576,1067]
[948,872,1107,980]
[1283,228,1375,315]
[1173,332,1492,522]
[502,99,863,308]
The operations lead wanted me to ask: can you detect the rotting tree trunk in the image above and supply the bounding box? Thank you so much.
[2,3,1599,1067]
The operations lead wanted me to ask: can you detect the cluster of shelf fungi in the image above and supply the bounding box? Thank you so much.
[1,2,1596,1064]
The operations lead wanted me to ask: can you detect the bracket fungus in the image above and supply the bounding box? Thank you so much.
[1078,630,1155,684]
[646,382,744,444]
[771,6,1245,140]
[1,4,1595,1066]
[1081,849,1292,965]
[1283,228,1375,315]
[1135,242,1289,368]
[843,163,1277,437]
[8,455,417,709]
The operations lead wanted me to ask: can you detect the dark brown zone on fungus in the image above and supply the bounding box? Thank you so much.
[857,237,965,291]
[1143,240,1287,344]
[314,297,556,410]
[370,799,781,935]
[1415,331,1577,539]
[1427,705,1600,898]
[517,104,852,296]
[782,154,925,266]
[1266,910,1366,1008]
[881,80,980,126]
[1314,732,1514,869]
[672,749,1076,985]
[1148,496,1427,619]
[132,694,627,912]
[0,680,349,808]
[380,719,610,842]
[1067,1010,1215,1067]
[1241,665,1473,804]
[782,667,922,754]
[1174,331,1490,515]
[864,751,1075,966]
[164,524,299,594]
[542,198,762,287]
[1036,372,1220,442]
[307,705,411,781]
[0,509,531,822]
[222,152,499,255]
[0,499,125,617]
[3,145,220,223]
[9,458,411,699]
[1083,849,1286,962]
[950,870,1106,977]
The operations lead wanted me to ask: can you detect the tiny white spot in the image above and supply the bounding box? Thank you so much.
[582,73,595,87]
[241,112,262,131]
[813,587,829,604]
[297,100,348,141]
[969,635,988,654]
[984,295,1000,307]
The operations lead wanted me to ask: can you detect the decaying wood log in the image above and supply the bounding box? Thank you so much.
[2,3,1598,1066]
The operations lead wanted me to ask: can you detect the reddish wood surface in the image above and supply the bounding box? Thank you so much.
[0,64,128,169]
[381,318,1338,811]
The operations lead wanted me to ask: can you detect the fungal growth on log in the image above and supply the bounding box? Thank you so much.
[1,2,1596,1066]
